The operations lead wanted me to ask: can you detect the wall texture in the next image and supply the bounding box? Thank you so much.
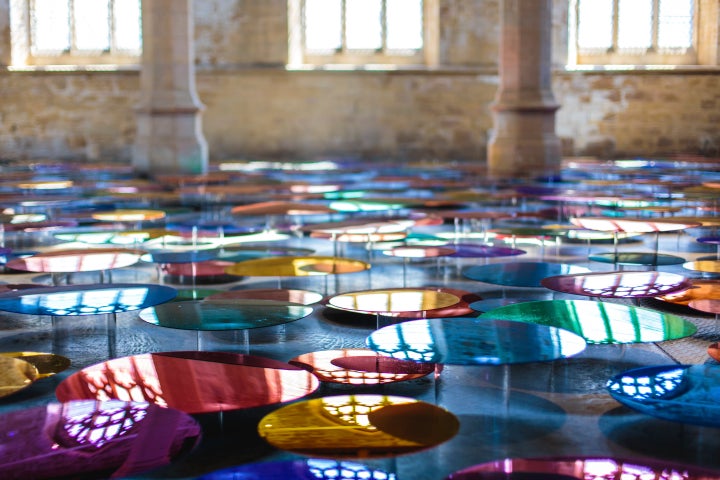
[0,0,718,164]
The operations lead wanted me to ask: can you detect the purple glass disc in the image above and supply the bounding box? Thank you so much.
[448,243,526,258]
[0,400,201,480]
[540,271,692,298]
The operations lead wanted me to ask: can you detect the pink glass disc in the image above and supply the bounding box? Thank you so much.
[161,260,237,277]
[689,299,720,314]
[541,271,692,298]
[6,248,143,273]
[289,348,432,385]
[570,216,701,233]
[331,356,435,375]
[55,351,319,414]
[384,245,456,258]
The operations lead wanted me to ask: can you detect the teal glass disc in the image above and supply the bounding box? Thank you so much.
[479,299,697,344]
[139,299,313,331]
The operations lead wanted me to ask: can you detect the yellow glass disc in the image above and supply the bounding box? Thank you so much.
[0,357,39,398]
[0,352,71,378]
[258,394,459,458]
[91,209,166,222]
[225,256,370,277]
[683,260,720,274]
[328,289,460,315]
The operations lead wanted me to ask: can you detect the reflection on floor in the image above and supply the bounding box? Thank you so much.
[1,157,720,480]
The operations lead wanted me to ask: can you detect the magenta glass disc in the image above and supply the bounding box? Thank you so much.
[541,271,692,298]
[0,400,201,480]
[55,351,319,414]
[446,456,720,479]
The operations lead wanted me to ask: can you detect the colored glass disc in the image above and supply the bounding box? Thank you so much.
[589,252,686,266]
[607,364,720,428]
[446,456,720,480]
[540,271,692,298]
[289,348,433,385]
[258,394,459,458]
[0,352,70,378]
[327,288,460,316]
[0,400,201,480]
[571,217,701,233]
[463,262,590,288]
[5,248,143,273]
[0,283,177,316]
[56,351,319,414]
[480,300,697,344]
[208,288,324,305]
[198,459,396,480]
[225,256,370,277]
[366,317,586,365]
[0,357,38,398]
[138,299,313,331]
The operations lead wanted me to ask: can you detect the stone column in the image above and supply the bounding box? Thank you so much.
[132,0,208,176]
[487,0,561,179]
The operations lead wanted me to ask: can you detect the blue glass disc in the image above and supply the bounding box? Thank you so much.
[463,262,590,288]
[198,459,396,480]
[0,283,177,316]
[139,299,314,331]
[479,300,697,344]
[607,364,720,428]
[366,317,586,365]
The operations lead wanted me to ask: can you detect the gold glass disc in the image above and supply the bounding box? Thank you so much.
[0,357,39,398]
[0,352,71,378]
[258,394,459,458]
[327,288,460,315]
[225,256,370,277]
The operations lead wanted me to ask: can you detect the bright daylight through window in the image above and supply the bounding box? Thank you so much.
[571,0,696,66]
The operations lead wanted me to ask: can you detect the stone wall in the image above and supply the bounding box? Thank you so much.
[0,0,718,163]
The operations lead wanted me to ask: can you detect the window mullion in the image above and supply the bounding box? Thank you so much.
[109,0,115,53]
[611,0,619,52]
[651,0,660,52]
[69,0,77,54]
[340,0,347,53]
[380,0,387,54]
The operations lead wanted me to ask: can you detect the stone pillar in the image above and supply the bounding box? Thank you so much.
[132,0,208,176]
[487,0,561,179]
